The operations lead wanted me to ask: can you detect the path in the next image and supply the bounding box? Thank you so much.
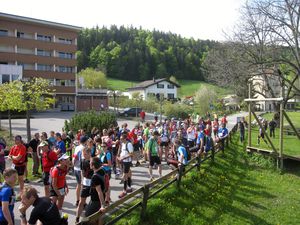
[1,111,247,224]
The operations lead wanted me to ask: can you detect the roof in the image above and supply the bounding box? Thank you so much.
[127,78,180,91]
[0,12,82,31]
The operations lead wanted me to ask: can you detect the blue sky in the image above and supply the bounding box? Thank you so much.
[0,0,246,40]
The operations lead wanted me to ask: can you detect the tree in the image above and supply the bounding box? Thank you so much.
[194,86,217,116]
[22,78,55,141]
[77,68,107,88]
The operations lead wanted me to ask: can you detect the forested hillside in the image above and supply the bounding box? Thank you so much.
[77,26,216,81]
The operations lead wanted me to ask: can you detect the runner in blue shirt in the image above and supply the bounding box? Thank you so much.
[0,168,17,225]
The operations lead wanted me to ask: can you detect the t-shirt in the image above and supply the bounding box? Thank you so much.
[48,137,56,148]
[55,140,66,155]
[90,170,106,202]
[218,127,228,138]
[42,150,58,173]
[99,152,112,172]
[28,197,60,225]
[50,166,67,189]
[81,159,93,186]
[196,131,204,145]
[9,144,26,166]
[63,137,72,151]
[120,142,133,162]
[28,139,40,153]
[148,138,159,157]
[73,144,84,171]
[0,184,15,222]
[177,146,188,165]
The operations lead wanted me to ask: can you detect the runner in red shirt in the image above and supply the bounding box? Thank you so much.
[129,125,141,167]
[221,114,228,125]
[8,135,26,199]
[50,154,69,212]
[40,141,58,197]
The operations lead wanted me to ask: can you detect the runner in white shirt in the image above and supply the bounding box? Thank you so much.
[118,133,133,198]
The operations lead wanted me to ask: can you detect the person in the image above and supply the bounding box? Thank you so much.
[221,114,228,125]
[140,109,146,123]
[147,131,162,181]
[75,147,93,223]
[8,135,26,199]
[99,142,112,205]
[159,124,169,162]
[54,133,66,157]
[28,133,40,176]
[217,123,228,152]
[154,112,158,123]
[40,141,57,197]
[212,118,219,139]
[47,131,56,149]
[0,141,6,178]
[62,132,72,157]
[129,125,141,167]
[73,136,87,207]
[117,133,133,198]
[18,186,61,225]
[50,154,69,214]
[85,157,106,219]
[175,139,188,171]
[187,123,196,148]
[0,168,17,225]
[269,119,277,138]
[238,118,246,142]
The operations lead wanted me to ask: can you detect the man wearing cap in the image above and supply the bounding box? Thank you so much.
[40,141,58,197]
[50,154,69,214]
[54,133,66,157]
[73,136,87,207]
[8,135,27,199]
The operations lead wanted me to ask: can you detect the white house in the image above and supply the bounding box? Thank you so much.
[127,78,180,100]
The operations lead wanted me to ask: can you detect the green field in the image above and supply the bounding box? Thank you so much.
[107,78,232,98]
[116,134,300,225]
[250,127,300,157]
[262,112,300,129]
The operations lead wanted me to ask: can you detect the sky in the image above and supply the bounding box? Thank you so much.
[0,0,246,41]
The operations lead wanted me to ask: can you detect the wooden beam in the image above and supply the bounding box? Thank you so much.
[244,97,283,102]
[251,110,278,153]
[283,110,300,139]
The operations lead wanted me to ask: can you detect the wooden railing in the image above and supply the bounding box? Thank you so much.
[79,125,237,225]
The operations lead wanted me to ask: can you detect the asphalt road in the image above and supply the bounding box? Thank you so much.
[1,111,248,224]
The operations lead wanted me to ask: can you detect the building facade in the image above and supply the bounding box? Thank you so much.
[0,12,81,110]
[0,64,22,83]
[127,78,180,100]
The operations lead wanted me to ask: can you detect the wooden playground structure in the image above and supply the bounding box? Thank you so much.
[245,82,300,169]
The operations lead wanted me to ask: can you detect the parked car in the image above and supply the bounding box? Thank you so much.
[118,107,142,117]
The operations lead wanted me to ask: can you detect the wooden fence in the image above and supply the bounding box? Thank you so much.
[79,125,237,225]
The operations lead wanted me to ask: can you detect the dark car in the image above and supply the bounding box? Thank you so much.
[118,107,142,117]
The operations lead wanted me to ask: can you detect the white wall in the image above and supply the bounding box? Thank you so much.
[0,64,23,84]
[144,81,177,100]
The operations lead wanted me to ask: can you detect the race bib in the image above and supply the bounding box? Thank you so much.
[82,177,91,186]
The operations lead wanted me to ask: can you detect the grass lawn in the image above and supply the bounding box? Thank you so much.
[250,126,300,157]
[262,112,300,129]
[107,78,232,98]
[107,78,138,92]
[115,134,300,225]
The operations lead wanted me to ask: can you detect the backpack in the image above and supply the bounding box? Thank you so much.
[92,169,110,193]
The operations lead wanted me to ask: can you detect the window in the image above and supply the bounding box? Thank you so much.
[167,84,175,89]
[58,38,72,44]
[37,49,51,57]
[58,66,72,73]
[167,93,175,99]
[17,31,25,38]
[37,64,52,71]
[2,74,10,83]
[58,52,72,59]
[0,30,8,36]
[11,75,19,81]
[37,34,51,42]
[157,83,164,89]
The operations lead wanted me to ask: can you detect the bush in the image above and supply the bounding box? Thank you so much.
[163,102,192,119]
[64,110,117,135]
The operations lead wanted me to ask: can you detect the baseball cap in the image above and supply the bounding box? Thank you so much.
[38,141,49,147]
[80,136,88,143]
[55,132,62,137]
[58,154,70,161]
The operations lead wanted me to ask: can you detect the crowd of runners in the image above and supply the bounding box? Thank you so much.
[0,113,231,225]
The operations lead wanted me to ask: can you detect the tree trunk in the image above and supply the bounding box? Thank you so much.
[26,110,31,142]
[8,110,12,138]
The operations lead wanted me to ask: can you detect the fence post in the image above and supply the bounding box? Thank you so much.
[211,145,215,162]
[197,155,201,171]
[140,184,150,220]
[177,165,183,188]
